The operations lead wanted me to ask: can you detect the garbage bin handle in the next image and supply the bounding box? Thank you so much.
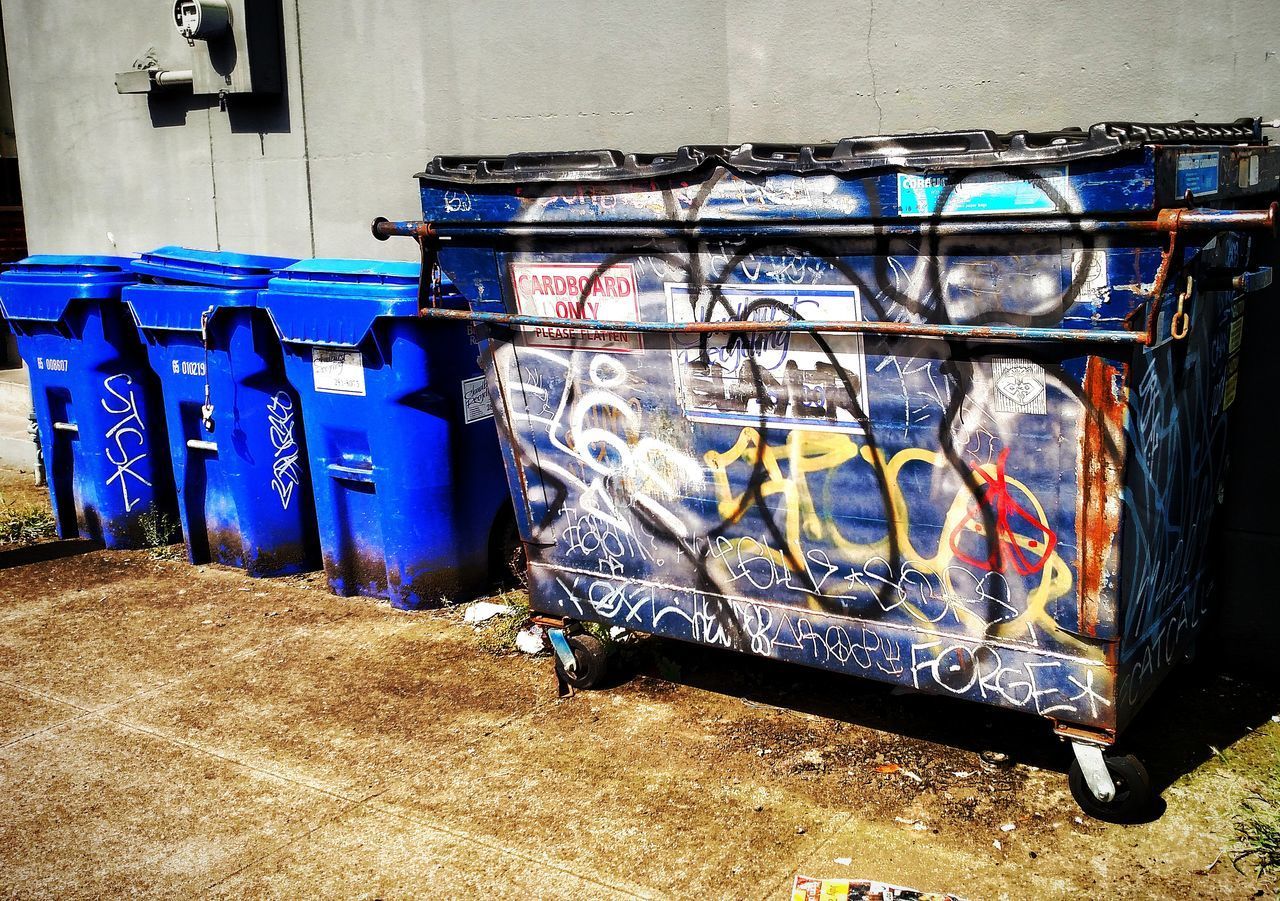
[327,461,376,484]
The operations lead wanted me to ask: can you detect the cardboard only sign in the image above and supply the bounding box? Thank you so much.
[510,261,642,353]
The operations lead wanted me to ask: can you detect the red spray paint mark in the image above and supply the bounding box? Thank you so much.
[949,448,1057,576]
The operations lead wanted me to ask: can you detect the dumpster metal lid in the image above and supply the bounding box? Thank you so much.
[417,118,1263,184]
[263,258,432,347]
[0,254,138,322]
[131,246,298,288]
[122,282,264,333]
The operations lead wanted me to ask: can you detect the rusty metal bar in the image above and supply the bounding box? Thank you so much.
[415,306,1145,345]
[372,205,1277,242]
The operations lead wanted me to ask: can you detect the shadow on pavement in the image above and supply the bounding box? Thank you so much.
[0,538,103,570]
[615,635,1279,797]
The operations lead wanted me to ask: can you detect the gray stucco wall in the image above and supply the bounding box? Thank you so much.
[4,1,1278,259]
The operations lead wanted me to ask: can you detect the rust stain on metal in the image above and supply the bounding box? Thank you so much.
[1076,356,1127,638]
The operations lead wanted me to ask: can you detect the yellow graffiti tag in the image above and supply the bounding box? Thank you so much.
[704,428,1085,651]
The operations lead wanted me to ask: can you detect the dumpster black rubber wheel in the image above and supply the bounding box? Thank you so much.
[1068,753,1152,823]
[555,632,608,690]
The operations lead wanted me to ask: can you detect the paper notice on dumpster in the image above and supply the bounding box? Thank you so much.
[510,261,641,353]
[311,348,366,396]
[791,874,966,901]
[667,283,869,433]
[461,375,494,423]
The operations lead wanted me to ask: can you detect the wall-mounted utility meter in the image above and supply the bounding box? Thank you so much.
[117,0,281,99]
[170,0,281,96]
[173,0,232,44]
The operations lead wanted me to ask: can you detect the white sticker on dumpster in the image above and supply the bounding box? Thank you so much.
[461,375,493,424]
[311,348,366,396]
[993,358,1047,415]
[510,261,642,353]
[667,283,870,433]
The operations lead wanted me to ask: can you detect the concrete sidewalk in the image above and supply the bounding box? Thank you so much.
[0,469,1276,897]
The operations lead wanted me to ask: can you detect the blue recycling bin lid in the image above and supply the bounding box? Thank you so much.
[131,246,298,289]
[125,247,299,333]
[0,255,137,322]
[263,259,431,346]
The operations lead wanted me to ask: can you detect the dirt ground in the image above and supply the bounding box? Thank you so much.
[0,467,1277,899]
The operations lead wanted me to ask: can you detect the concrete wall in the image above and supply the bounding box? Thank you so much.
[3,1,1278,260]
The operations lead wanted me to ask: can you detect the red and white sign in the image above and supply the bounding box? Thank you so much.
[510,261,642,353]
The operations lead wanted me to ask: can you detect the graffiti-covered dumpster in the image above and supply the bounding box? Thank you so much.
[378,119,1278,819]
[0,256,176,548]
[123,247,320,577]
[260,260,513,609]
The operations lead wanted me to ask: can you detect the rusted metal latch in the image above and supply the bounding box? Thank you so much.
[1170,276,1193,341]
[198,306,217,431]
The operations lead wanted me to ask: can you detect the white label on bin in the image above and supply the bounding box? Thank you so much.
[993,358,1047,415]
[510,261,642,353]
[311,348,366,396]
[461,375,493,424]
[37,358,68,372]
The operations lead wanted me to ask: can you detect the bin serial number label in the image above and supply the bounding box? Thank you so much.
[510,261,642,353]
[311,348,366,396]
[171,360,206,376]
[36,358,68,371]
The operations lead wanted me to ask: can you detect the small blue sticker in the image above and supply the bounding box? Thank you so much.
[898,167,1070,216]
[1176,151,1219,197]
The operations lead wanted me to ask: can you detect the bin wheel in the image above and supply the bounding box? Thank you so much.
[554,632,608,690]
[1068,752,1152,822]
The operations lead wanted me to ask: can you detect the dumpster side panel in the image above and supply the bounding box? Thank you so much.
[1115,236,1244,729]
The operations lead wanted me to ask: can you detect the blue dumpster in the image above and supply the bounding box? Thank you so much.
[384,118,1279,819]
[261,259,512,609]
[122,247,319,577]
[0,256,175,547]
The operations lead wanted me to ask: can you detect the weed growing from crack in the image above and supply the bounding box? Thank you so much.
[1233,757,1280,883]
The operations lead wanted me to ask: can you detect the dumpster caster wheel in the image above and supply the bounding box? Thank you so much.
[1068,751,1152,822]
[554,632,608,690]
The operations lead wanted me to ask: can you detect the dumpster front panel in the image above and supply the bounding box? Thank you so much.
[456,237,1149,732]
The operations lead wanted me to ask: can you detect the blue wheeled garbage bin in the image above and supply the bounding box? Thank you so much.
[0,256,175,547]
[380,117,1280,819]
[261,259,512,609]
[122,246,320,577]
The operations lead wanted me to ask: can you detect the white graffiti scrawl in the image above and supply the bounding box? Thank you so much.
[267,391,300,510]
[101,374,152,512]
